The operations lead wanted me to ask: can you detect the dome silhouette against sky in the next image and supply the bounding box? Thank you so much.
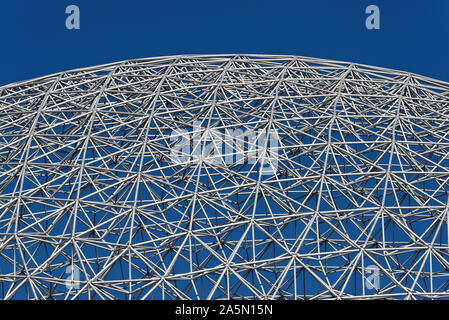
[1,55,449,299]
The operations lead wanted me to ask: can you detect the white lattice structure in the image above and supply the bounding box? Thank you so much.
[1,55,449,299]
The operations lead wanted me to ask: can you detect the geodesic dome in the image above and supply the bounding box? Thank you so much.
[1,54,449,300]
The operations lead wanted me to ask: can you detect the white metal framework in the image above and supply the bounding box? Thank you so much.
[1,55,449,300]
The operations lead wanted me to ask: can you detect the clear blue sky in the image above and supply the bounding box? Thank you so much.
[0,0,448,85]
